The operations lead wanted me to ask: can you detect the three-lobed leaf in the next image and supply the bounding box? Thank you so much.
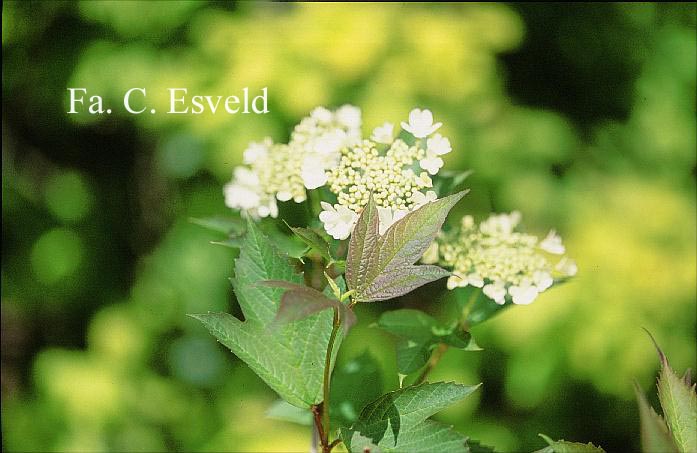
[341,381,480,452]
[190,218,340,408]
[347,191,467,302]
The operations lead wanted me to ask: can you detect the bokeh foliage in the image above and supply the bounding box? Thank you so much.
[2,2,695,452]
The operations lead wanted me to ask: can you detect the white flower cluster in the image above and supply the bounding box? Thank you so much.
[320,109,451,239]
[223,106,362,218]
[427,211,577,305]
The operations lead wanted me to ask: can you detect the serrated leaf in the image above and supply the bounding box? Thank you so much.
[261,279,356,332]
[341,381,480,452]
[347,192,467,302]
[378,309,438,340]
[258,220,309,259]
[265,399,313,426]
[442,329,480,351]
[466,439,497,453]
[330,351,384,430]
[633,381,679,453]
[349,419,470,453]
[288,225,333,261]
[536,434,605,453]
[395,339,434,375]
[646,331,697,453]
[378,309,479,375]
[190,218,341,408]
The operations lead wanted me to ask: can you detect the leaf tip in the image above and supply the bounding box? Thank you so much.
[539,433,555,446]
[642,327,668,367]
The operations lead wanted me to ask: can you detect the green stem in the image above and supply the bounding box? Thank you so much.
[459,288,480,331]
[415,342,449,385]
[321,307,341,452]
[415,289,481,385]
[307,188,322,219]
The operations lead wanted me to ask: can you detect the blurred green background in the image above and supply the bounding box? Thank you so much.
[2,2,695,452]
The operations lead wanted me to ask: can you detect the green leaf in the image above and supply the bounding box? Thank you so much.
[646,331,697,453]
[330,351,384,430]
[259,220,309,259]
[395,339,434,375]
[378,309,438,340]
[466,439,497,453]
[265,399,313,426]
[433,169,473,197]
[536,434,605,453]
[347,191,467,302]
[341,381,480,452]
[455,287,509,327]
[189,218,340,408]
[633,381,679,453]
[378,309,480,375]
[288,225,333,261]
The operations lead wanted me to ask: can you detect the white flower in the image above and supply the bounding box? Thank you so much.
[301,157,329,190]
[479,211,521,236]
[314,130,346,156]
[411,190,437,208]
[223,167,279,219]
[508,284,539,305]
[419,153,445,175]
[447,273,484,289]
[401,108,442,138]
[310,106,333,123]
[276,190,292,202]
[555,257,578,277]
[540,230,565,254]
[533,271,554,292]
[319,202,358,240]
[243,138,272,165]
[377,206,408,235]
[336,105,362,129]
[421,242,440,264]
[224,167,261,210]
[426,134,451,156]
[371,122,395,144]
[446,275,463,290]
[483,281,507,305]
[435,211,576,306]
[256,198,279,218]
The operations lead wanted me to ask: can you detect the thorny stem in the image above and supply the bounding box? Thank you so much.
[319,306,342,452]
[415,289,480,384]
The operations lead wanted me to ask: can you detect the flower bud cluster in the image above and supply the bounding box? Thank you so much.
[223,106,361,218]
[319,108,451,239]
[427,212,577,305]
